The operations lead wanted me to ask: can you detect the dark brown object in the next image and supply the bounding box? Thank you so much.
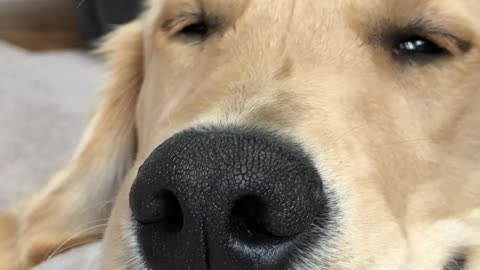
[0,0,86,51]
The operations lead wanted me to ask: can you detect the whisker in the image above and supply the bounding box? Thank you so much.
[49,238,101,260]
[45,223,107,262]
[21,198,115,235]
[334,125,365,144]
[117,256,140,270]
[372,138,430,148]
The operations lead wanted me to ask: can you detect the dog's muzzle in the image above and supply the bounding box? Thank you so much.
[129,128,326,270]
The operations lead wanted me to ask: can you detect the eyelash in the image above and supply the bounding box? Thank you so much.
[178,21,210,39]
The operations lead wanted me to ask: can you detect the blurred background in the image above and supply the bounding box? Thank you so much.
[0,0,97,210]
[0,1,139,267]
[0,0,142,208]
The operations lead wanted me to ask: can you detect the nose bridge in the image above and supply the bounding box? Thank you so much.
[208,5,349,125]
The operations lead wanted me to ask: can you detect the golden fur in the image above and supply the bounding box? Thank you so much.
[1,0,480,269]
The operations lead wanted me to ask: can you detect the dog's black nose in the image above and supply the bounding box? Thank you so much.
[129,129,325,270]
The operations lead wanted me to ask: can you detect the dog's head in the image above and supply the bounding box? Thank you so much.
[99,0,480,269]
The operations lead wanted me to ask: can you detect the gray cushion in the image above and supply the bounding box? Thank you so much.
[0,41,103,268]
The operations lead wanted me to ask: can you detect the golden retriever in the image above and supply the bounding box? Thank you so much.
[1,0,480,269]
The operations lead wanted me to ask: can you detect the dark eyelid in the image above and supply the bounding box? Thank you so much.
[425,31,471,53]
[402,18,472,53]
[161,10,203,32]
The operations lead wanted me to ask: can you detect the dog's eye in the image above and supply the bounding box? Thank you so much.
[178,21,209,39]
[394,36,449,59]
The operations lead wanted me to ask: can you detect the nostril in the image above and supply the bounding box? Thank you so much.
[130,129,328,270]
[230,195,285,243]
[131,189,184,233]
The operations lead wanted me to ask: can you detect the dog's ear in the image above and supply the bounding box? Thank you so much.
[0,20,144,269]
[0,213,20,270]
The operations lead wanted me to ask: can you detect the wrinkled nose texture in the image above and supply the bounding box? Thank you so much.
[129,129,325,270]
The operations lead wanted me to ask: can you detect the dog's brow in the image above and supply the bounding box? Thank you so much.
[405,17,472,53]
[161,10,203,31]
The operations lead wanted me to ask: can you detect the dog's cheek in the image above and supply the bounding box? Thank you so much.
[103,167,140,269]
